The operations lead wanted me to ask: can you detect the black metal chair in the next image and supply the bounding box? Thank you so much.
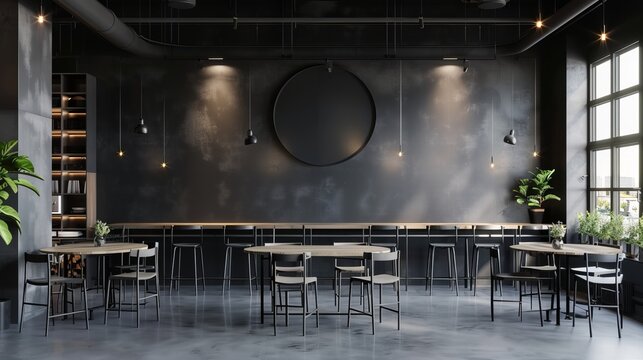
[222,225,257,295]
[333,242,366,311]
[572,252,624,338]
[19,252,89,336]
[271,252,319,336]
[105,243,160,328]
[471,225,505,296]
[425,225,459,295]
[169,225,205,295]
[347,251,401,335]
[489,247,546,327]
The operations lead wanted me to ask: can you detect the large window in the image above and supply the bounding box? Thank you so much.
[589,44,640,222]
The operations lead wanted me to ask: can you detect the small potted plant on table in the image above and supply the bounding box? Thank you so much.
[550,222,566,249]
[93,220,110,247]
[513,168,561,224]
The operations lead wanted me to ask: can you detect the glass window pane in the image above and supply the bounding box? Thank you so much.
[619,191,639,221]
[594,59,612,99]
[618,47,639,91]
[619,145,639,188]
[592,191,612,216]
[593,149,611,188]
[593,102,611,141]
[618,93,639,136]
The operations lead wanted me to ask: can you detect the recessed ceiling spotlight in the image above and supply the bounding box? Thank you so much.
[208,57,224,61]
[443,57,459,61]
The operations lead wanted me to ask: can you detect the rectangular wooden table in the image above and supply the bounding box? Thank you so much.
[509,243,621,325]
[245,244,390,324]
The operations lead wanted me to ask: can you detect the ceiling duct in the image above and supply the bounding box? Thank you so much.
[53,0,599,59]
[462,0,510,10]
[168,0,196,10]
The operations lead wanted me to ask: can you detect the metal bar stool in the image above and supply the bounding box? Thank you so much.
[222,225,257,295]
[425,225,459,295]
[470,225,505,296]
[169,225,205,295]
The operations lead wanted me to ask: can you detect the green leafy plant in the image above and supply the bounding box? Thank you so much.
[0,140,42,245]
[513,168,561,208]
[94,220,111,238]
[577,210,602,238]
[624,218,643,247]
[550,221,566,240]
[599,213,626,242]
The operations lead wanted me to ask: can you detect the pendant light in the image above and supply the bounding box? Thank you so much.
[134,78,148,134]
[161,96,167,168]
[244,71,258,145]
[533,59,539,157]
[599,0,607,42]
[117,66,124,157]
[37,0,45,24]
[398,60,403,157]
[535,0,543,28]
[490,95,495,168]
[503,67,517,145]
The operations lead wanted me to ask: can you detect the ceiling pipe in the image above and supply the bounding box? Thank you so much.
[112,17,532,25]
[53,0,600,59]
[53,0,166,58]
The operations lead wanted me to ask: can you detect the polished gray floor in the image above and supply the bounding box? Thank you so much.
[2,284,642,360]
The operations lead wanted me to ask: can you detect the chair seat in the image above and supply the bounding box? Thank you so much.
[494,272,550,281]
[575,274,623,285]
[173,243,201,248]
[352,274,400,285]
[113,264,156,272]
[429,243,456,248]
[276,265,304,273]
[275,275,317,285]
[335,265,365,273]
[370,243,397,248]
[27,276,84,286]
[225,243,254,248]
[110,272,157,281]
[474,243,500,248]
[522,265,557,272]
[571,266,613,275]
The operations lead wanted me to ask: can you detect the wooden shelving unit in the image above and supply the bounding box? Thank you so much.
[52,73,96,243]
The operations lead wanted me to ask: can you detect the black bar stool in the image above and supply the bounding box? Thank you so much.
[425,225,459,295]
[470,225,504,296]
[169,225,205,295]
[222,225,257,295]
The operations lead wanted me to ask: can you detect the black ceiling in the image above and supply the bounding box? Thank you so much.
[53,0,575,56]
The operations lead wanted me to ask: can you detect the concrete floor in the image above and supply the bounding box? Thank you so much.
[1,284,642,360]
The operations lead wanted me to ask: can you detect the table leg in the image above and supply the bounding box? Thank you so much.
[260,253,265,324]
[556,255,561,326]
[565,255,571,320]
[405,227,409,291]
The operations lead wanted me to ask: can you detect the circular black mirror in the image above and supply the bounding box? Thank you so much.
[273,65,376,166]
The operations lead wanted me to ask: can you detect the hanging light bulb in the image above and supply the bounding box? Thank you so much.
[490,156,495,168]
[535,19,543,29]
[37,0,45,24]
[535,0,542,28]
[117,66,125,157]
[161,96,167,168]
[398,61,404,158]
[533,59,539,157]
[599,0,607,42]
[504,69,517,146]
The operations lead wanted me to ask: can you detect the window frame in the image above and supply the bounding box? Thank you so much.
[588,43,641,217]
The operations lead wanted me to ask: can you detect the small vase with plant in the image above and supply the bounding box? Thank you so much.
[513,168,561,224]
[93,220,110,247]
[577,210,602,244]
[550,221,566,249]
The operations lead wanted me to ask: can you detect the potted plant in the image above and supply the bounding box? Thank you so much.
[93,220,110,247]
[598,213,626,244]
[623,218,643,259]
[550,221,566,249]
[577,210,602,244]
[513,168,561,224]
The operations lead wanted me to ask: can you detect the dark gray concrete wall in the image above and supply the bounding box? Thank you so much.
[65,57,545,224]
[0,0,51,323]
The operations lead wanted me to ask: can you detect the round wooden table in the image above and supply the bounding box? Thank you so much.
[246,244,390,323]
[510,242,621,325]
[245,244,390,257]
[41,242,148,317]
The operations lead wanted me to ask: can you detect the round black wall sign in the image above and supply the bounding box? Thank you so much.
[273,65,376,166]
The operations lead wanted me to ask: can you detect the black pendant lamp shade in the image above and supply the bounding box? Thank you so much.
[503,129,516,145]
[244,71,257,145]
[244,129,258,145]
[135,117,148,134]
[135,79,148,134]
